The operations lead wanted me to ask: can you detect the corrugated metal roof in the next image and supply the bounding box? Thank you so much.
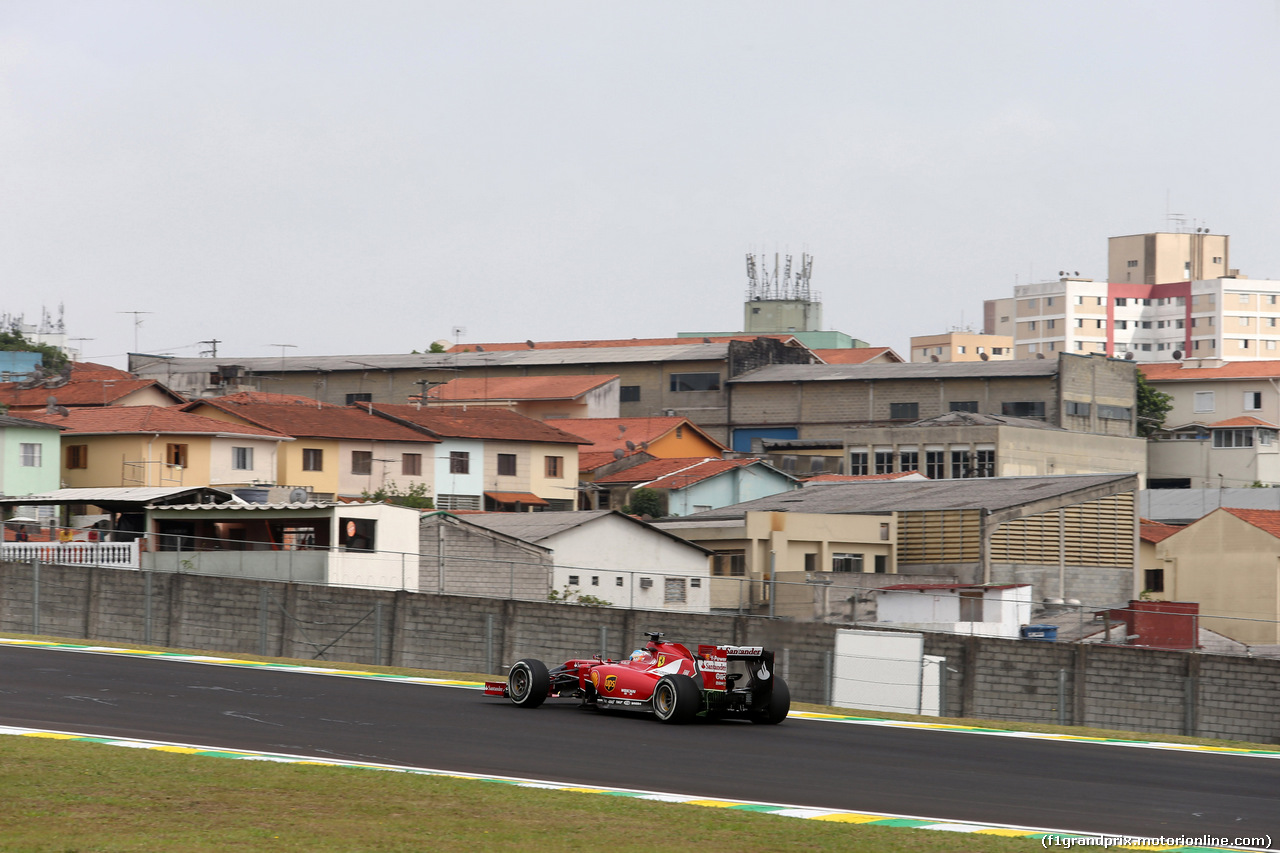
[1139,488,1280,523]
[148,501,382,511]
[0,486,235,505]
[729,359,1062,384]
[133,343,733,375]
[678,473,1136,520]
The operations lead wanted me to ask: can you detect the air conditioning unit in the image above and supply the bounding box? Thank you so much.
[639,577,653,589]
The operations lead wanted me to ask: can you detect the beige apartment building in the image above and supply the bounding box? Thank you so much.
[985,232,1280,364]
[909,332,1013,363]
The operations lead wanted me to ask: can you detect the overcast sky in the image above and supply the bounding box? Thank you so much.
[3,1,1280,368]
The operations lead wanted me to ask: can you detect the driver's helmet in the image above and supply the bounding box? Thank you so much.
[629,649,650,663]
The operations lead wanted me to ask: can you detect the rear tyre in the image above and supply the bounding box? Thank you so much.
[507,659,550,708]
[752,676,790,724]
[652,674,701,723]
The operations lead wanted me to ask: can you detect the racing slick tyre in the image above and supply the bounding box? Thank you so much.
[751,676,790,725]
[507,659,551,708]
[652,674,701,724]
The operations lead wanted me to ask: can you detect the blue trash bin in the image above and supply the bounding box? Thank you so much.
[1020,624,1058,641]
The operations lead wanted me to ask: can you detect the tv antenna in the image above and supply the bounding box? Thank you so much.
[117,311,153,352]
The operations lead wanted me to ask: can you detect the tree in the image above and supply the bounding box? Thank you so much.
[622,487,664,518]
[1135,370,1173,437]
[361,482,434,509]
[0,329,68,372]
[428,341,447,353]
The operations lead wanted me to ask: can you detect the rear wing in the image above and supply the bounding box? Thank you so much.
[697,644,773,691]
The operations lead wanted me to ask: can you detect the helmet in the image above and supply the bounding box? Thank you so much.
[630,649,649,662]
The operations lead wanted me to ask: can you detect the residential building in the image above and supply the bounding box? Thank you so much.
[368,404,589,511]
[0,413,63,499]
[909,333,1014,363]
[985,232,1280,363]
[843,411,1147,484]
[418,374,620,420]
[1149,507,1280,645]
[183,393,439,500]
[592,457,798,516]
[876,583,1033,639]
[0,361,184,413]
[458,510,713,611]
[654,510,900,615]
[811,347,904,364]
[21,406,291,492]
[553,416,726,468]
[144,501,422,590]
[1142,361,1280,487]
[727,352,1138,451]
[662,473,1140,610]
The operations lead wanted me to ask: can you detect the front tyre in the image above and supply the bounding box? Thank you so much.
[652,674,701,723]
[752,676,790,724]
[507,659,550,708]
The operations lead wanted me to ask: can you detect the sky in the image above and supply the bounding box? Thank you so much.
[3,1,1280,368]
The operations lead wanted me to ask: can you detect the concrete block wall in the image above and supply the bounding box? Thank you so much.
[5,560,1280,742]
[991,563,1132,609]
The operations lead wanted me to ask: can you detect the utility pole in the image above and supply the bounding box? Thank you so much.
[199,339,221,358]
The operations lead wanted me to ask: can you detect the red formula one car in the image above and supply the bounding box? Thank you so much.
[485,632,789,724]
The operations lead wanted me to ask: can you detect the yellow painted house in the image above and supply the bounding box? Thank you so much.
[22,406,290,489]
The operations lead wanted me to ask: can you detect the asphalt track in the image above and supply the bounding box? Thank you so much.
[2,644,1278,846]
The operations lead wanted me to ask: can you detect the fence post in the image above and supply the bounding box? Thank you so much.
[485,614,494,675]
[599,625,608,659]
[374,602,383,666]
[258,586,269,656]
[30,558,39,636]
[144,572,153,646]
[1184,654,1200,737]
[1057,668,1067,726]
[822,649,833,707]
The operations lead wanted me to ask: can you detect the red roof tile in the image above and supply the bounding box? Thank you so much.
[0,361,183,410]
[207,391,340,406]
[547,417,726,453]
[1141,362,1280,381]
[1207,416,1278,428]
[186,399,437,443]
[447,335,801,352]
[22,406,289,438]
[370,404,590,444]
[1220,507,1280,539]
[483,491,550,506]
[811,347,904,364]
[597,457,776,490]
[594,457,718,485]
[1139,519,1182,543]
[803,472,926,483]
[424,375,618,402]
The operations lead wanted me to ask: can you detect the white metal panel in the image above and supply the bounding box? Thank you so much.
[832,628,925,714]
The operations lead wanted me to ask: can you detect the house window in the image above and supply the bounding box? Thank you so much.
[957,346,966,354]
[1116,297,1128,305]
[232,447,254,470]
[1126,261,1138,269]
[874,449,894,474]
[1213,429,1254,448]
[848,451,869,476]
[1065,401,1090,417]
[616,577,624,586]
[1240,293,1250,304]
[1046,319,1056,330]
[545,455,563,478]
[959,591,984,622]
[832,553,864,573]
[346,393,373,404]
[66,445,88,469]
[1239,316,1249,326]
[1245,392,1263,411]
[302,448,323,471]
[664,577,687,604]
[351,451,372,475]
[497,453,517,476]
[975,448,995,476]
[166,444,188,468]
[568,575,579,586]
[712,551,746,576]
[804,554,817,571]
[1097,319,1106,329]
[402,453,422,475]
[898,449,918,472]
[949,401,978,413]
[591,576,599,586]
[450,451,470,474]
[19,443,40,467]
[690,578,701,588]
[880,523,890,541]
[620,385,641,403]
[1115,320,1128,330]
[950,448,971,479]
[1001,401,1046,419]
[669,372,720,392]
[889,402,919,420]
[874,555,888,573]
[1144,568,1164,594]
[925,450,946,479]
[1028,321,1037,331]
[1098,405,1131,421]
[1194,391,1215,413]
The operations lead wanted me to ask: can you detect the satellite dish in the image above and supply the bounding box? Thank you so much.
[1058,270,1064,276]
[979,352,989,361]
[289,488,309,503]
[475,345,484,352]
[1124,352,1135,360]
[1036,352,1046,359]
[525,340,536,349]
[625,440,636,451]
[639,441,648,450]
[1172,350,1183,360]
[612,448,625,460]
[702,337,711,343]
[930,355,939,362]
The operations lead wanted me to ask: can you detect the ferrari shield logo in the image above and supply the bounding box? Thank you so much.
[590,671,599,687]
[656,655,666,666]
[604,675,618,692]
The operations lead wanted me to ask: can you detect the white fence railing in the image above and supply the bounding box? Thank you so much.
[0,541,140,569]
